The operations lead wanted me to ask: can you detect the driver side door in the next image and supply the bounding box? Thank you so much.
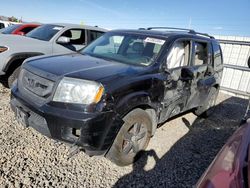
[160,39,193,122]
[53,29,87,54]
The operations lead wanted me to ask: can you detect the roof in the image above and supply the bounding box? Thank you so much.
[109,28,215,41]
[49,23,107,32]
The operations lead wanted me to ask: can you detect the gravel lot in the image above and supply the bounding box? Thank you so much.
[0,84,248,188]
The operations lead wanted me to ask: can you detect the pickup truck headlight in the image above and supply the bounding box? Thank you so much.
[0,46,8,53]
[53,77,104,104]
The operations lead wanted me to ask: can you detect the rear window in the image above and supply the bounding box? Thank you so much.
[2,24,20,34]
[212,41,223,67]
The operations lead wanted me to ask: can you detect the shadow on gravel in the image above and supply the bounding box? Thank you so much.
[113,96,248,188]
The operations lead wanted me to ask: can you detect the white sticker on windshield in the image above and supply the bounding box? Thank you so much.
[144,37,165,45]
[53,27,63,30]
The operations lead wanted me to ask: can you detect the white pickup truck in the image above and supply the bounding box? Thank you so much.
[0,20,20,29]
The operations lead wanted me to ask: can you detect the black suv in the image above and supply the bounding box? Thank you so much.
[10,27,223,166]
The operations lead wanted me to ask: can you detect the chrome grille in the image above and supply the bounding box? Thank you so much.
[19,69,54,98]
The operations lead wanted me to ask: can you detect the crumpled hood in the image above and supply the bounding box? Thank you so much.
[24,53,144,82]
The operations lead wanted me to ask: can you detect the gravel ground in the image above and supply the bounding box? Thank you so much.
[0,84,248,188]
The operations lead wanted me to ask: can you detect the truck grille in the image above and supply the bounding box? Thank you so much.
[19,69,54,98]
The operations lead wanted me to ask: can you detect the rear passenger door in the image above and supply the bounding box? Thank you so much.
[185,40,215,109]
[161,39,192,121]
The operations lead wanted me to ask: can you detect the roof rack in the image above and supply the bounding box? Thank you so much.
[140,27,214,39]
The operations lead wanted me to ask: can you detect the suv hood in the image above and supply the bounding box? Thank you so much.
[24,53,144,82]
[0,34,47,47]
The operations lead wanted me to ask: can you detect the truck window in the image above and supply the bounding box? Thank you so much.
[61,29,86,45]
[93,36,124,54]
[0,23,5,29]
[90,30,104,42]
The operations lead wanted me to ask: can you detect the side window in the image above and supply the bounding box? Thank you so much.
[90,30,104,42]
[167,41,190,69]
[93,36,124,54]
[212,42,223,67]
[0,23,4,29]
[20,27,36,34]
[61,29,86,45]
[194,42,208,66]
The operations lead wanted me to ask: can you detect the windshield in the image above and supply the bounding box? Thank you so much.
[81,33,165,66]
[26,24,64,41]
[1,24,20,34]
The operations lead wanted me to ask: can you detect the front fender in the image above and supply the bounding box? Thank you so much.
[115,91,155,117]
[3,52,44,72]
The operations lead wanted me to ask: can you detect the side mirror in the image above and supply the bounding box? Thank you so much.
[57,36,70,44]
[180,67,195,81]
[248,56,250,68]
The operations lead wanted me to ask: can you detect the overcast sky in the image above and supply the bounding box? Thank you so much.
[1,0,250,36]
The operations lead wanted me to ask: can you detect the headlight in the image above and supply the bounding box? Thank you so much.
[53,77,104,104]
[0,46,8,53]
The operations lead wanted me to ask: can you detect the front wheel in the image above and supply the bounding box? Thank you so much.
[194,87,219,118]
[106,108,152,166]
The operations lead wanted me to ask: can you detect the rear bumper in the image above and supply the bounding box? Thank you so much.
[10,86,123,156]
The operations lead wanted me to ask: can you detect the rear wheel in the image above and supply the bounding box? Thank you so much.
[7,67,20,88]
[106,108,152,166]
[194,87,219,118]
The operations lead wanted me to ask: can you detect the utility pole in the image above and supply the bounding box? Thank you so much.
[188,17,192,29]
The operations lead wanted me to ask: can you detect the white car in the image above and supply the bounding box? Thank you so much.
[0,20,20,29]
[0,23,107,87]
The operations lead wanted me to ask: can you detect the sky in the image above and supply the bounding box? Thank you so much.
[1,0,250,36]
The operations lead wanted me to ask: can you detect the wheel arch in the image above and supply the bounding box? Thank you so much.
[3,52,44,75]
[213,83,220,90]
[115,92,159,136]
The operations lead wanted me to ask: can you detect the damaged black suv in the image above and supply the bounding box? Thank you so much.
[10,27,223,166]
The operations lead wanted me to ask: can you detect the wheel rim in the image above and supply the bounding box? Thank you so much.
[208,90,217,108]
[122,123,148,155]
[206,89,218,115]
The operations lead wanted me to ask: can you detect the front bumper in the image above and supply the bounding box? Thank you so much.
[10,86,123,156]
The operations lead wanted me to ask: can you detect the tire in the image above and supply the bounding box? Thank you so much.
[106,108,152,166]
[7,67,20,88]
[194,87,219,118]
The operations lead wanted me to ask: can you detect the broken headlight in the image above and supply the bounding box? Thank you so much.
[0,46,8,53]
[53,77,104,105]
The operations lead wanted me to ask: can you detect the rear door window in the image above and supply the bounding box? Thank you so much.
[89,30,104,42]
[193,42,209,66]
